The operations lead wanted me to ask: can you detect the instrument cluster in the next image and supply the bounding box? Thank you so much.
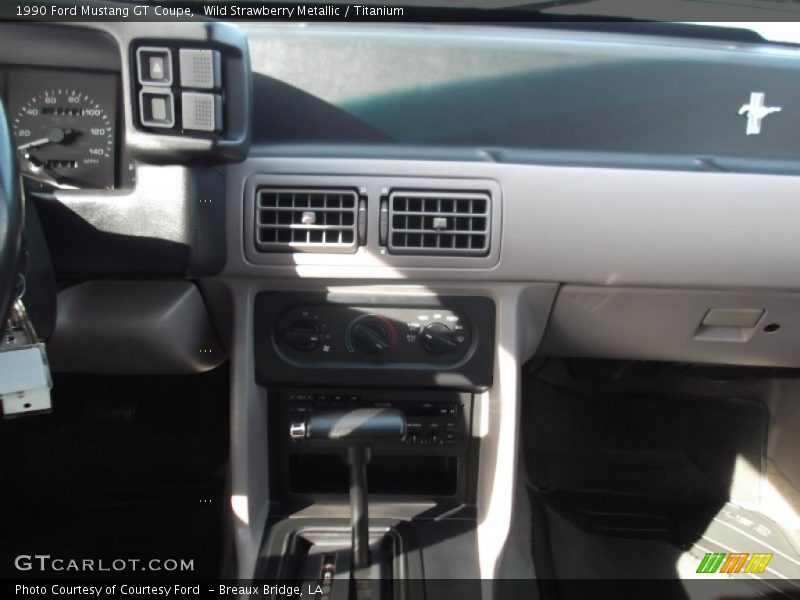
[1,67,131,190]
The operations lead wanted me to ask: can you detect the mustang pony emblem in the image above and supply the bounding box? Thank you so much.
[738,92,781,135]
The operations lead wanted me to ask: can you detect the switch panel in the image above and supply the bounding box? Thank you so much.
[179,48,222,89]
[126,25,249,160]
[134,43,226,135]
[136,47,172,86]
[181,92,222,132]
[139,90,175,128]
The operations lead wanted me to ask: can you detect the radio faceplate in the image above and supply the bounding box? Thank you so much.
[272,388,474,501]
[281,388,471,451]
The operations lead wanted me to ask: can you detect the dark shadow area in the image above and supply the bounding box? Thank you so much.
[28,164,226,280]
[346,59,796,159]
[252,53,800,164]
[33,194,191,278]
[0,364,230,579]
[343,56,794,158]
[521,359,800,600]
[251,74,392,145]
[286,453,458,496]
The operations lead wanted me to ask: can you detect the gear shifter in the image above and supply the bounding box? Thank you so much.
[289,408,406,596]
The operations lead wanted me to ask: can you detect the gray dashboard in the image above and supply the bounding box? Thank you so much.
[246,23,800,170]
[3,20,800,369]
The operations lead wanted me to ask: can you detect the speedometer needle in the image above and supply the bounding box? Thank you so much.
[17,136,51,151]
[17,128,75,151]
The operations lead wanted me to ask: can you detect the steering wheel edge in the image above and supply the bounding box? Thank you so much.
[0,98,24,332]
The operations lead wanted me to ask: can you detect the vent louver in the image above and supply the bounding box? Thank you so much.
[255,188,360,253]
[387,191,491,256]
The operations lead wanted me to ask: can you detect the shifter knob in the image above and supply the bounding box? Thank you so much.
[289,408,406,442]
[287,407,407,574]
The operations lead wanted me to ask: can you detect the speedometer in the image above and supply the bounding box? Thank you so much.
[8,70,119,190]
[12,89,113,189]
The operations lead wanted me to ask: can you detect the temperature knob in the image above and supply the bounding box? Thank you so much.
[351,320,390,354]
[347,316,396,354]
[420,323,457,354]
[283,320,322,352]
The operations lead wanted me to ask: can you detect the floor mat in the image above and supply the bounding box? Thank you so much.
[524,362,769,536]
[533,499,800,599]
[522,360,800,599]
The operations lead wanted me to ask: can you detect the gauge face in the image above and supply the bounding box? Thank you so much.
[12,88,114,189]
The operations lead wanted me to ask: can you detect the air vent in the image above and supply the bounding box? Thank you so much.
[255,188,362,253]
[387,191,491,256]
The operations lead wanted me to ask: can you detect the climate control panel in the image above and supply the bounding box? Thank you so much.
[275,304,473,366]
[254,293,495,388]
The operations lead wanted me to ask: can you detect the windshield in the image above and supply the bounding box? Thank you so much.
[690,22,800,44]
[164,1,800,44]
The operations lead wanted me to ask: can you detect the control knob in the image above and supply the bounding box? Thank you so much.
[349,317,392,354]
[283,320,322,352]
[420,323,458,354]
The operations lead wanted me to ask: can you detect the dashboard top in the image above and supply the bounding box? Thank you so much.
[1,20,800,295]
[2,21,800,191]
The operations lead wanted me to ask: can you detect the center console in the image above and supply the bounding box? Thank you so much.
[253,292,495,599]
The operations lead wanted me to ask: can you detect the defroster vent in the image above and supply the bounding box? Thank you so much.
[255,188,363,253]
[387,191,491,256]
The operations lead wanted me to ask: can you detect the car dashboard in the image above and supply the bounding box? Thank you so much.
[3,18,800,589]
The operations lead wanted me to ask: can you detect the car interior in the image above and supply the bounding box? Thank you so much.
[1,14,800,600]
